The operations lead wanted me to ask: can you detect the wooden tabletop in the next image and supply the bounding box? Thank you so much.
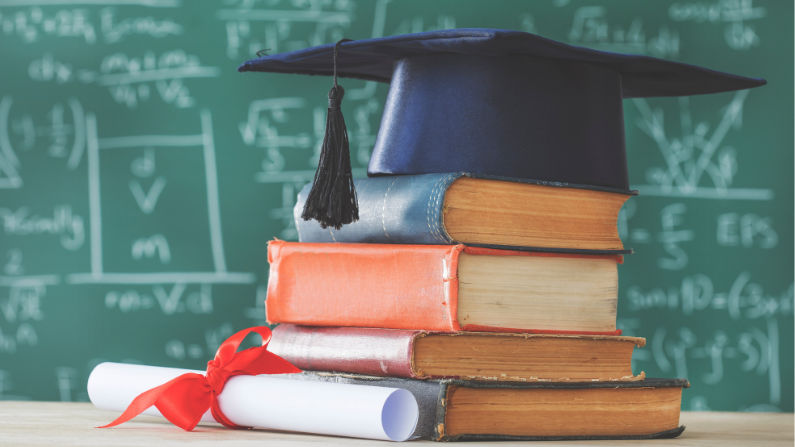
[0,402,791,446]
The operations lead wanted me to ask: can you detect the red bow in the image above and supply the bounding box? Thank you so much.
[99,326,301,431]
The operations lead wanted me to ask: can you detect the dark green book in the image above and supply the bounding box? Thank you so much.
[276,372,688,441]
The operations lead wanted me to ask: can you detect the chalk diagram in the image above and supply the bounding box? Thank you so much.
[0,105,256,376]
[631,90,773,201]
[63,109,255,286]
[0,104,256,328]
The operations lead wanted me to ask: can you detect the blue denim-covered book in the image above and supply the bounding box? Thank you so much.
[293,172,635,255]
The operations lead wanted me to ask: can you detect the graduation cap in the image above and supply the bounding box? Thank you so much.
[239,29,766,230]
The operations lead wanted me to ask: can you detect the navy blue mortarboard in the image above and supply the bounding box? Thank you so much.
[239,29,766,228]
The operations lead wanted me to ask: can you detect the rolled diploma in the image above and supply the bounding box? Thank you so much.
[88,362,418,441]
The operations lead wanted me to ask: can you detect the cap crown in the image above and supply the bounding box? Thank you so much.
[369,53,629,190]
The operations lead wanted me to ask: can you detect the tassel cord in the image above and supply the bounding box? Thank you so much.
[301,39,358,230]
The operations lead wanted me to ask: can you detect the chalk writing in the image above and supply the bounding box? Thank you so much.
[129,176,167,214]
[1,7,96,44]
[627,273,793,320]
[390,14,456,35]
[165,322,234,361]
[27,52,217,108]
[104,283,212,315]
[217,0,355,59]
[669,0,765,50]
[244,95,375,238]
[4,250,24,276]
[658,203,694,270]
[632,91,774,201]
[28,53,73,84]
[26,50,220,108]
[244,284,268,326]
[100,7,183,43]
[717,213,777,248]
[568,6,679,58]
[0,6,183,44]
[0,205,85,250]
[165,338,204,360]
[0,278,48,355]
[131,234,171,263]
[643,319,782,406]
[240,97,312,174]
[0,322,38,353]
[0,284,45,323]
[0,96,86,185]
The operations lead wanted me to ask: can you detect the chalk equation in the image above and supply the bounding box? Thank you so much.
[0,274,55,355]
[217,0,357,60]
[626,272,793,320]
[165,321,233,362]
[28,50,220,108]
[619,199,778,271]
[567,6,680,58]
[619,317,784,410]
[1,5,182,45]
[0,96,86,189]
[669,0,765,50]
[104,283,213,315]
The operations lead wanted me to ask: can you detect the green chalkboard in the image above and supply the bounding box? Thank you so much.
[0,0,791,412]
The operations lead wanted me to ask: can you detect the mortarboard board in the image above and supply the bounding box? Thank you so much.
[239,29,766,228]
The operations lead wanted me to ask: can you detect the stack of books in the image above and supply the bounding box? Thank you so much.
[266,173,687,441]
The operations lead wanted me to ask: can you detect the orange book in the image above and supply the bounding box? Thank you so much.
[267,241,622,334]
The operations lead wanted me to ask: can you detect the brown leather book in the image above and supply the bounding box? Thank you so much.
[270,325,646,382]
[276,372,689,441]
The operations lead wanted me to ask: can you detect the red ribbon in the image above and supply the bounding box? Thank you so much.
[98,326,301,431]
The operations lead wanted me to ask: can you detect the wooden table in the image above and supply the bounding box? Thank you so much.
[0,402,791,446]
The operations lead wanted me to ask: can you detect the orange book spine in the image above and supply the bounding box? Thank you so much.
[267,240,464,331]
[266,240,623,333]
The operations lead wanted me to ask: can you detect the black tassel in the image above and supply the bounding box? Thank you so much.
[301,39,358,230]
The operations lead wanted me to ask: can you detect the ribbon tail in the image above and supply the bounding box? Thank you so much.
[97,378,176,428]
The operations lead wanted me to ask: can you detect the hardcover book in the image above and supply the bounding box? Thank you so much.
[270,325,645,382]
[294,173,634,254]
[266,241,622,334]
[275,372,689,441]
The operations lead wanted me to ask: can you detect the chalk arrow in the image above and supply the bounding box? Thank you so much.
[130,176,166,214]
